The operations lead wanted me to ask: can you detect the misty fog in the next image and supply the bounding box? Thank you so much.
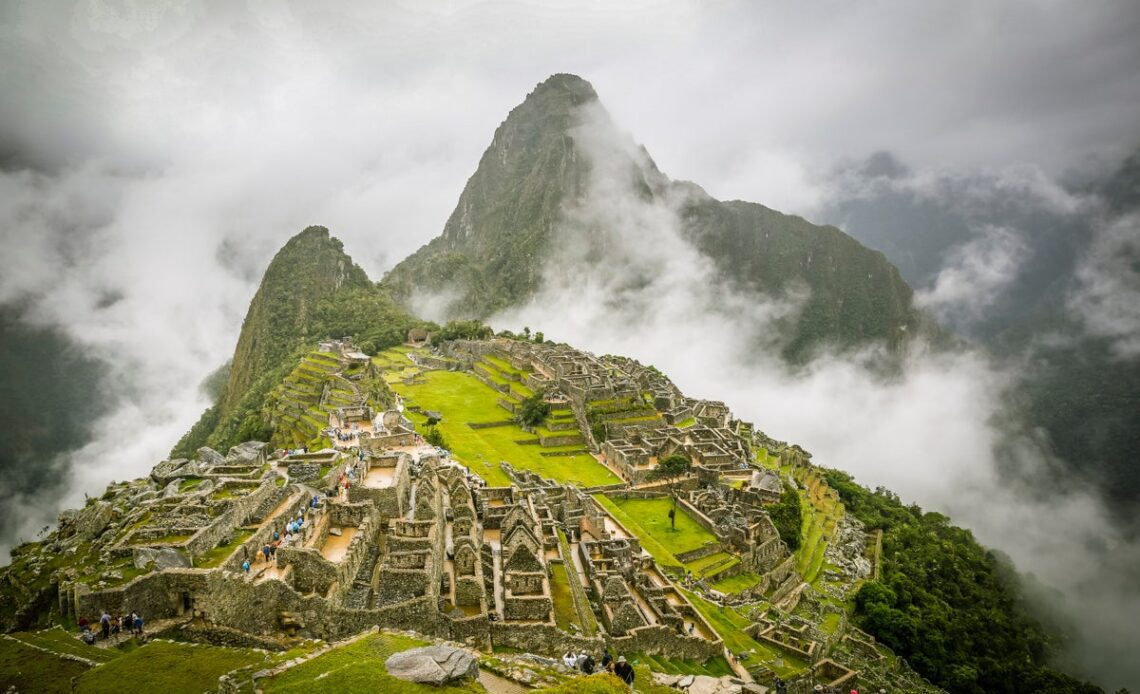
[1,1,1139,688]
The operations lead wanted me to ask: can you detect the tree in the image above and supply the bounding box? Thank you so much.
[767,482,802,551]
[423,425,448,450]
[647,454,692,511]
[523,326,531,339]
[534,331,544,343]
[516,391,551,428]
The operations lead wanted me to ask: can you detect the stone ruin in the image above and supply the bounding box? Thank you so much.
[4,337,922,692]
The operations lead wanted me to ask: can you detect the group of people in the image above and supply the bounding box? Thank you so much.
[561,649,635,687]
[333,427,359,443]
[338,469,355,498]
[241,498,326,573]
[79,611,143,645]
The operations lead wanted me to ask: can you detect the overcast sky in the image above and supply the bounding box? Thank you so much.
[2,1,1140,684]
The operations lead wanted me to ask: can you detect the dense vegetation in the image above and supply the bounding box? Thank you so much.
[515,390,551,427]
[680,198,932,361]
[430,320,494,345]
[173,227,426,458]
[824,469,1102,694]
[766,482,803,551]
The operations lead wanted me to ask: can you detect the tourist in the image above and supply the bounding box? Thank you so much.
[580,652,595,674]
[562,651,577,669]
[81,627,96,646]
[687,622,695,635]
[613,656,634,686]
[273,529,279,542]
[111,615,120,636]
[271,540,279,556]
[99,611,111,640]
[133,613,144,636]
[262,544,271,562]
[242,560,250,573]
[600,649,613,672]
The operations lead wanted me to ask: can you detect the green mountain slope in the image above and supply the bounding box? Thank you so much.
[383,73,926,360]
[173,226,421,456]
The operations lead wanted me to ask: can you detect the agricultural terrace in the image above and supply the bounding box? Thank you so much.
[378,351,620,488]
[679,589,807,680]
[592,495,742,579]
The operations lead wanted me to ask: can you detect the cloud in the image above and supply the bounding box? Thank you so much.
[916,224,1028,325]
[1069,212,1140,358]
[491,102,1140,687]
[0,1,1138,684]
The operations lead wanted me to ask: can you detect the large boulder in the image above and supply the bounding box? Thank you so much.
[227,441,267,464]
[133,547,192,570]
[74,501,115,540]
[197,447,226,466]
[385,645,479,685]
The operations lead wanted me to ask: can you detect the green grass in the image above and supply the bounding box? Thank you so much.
[0,637,90,693]
[792,469,843,584]
[634,652,733,677]
[390,370,618,488]
[685,552,738,577]
[177,477,204,492]
[550,563,581,632]
[483,354,522,375]
[261,632,484,693]
[680,589,806,679]
[75,640,264,694]
[711,572,763,595]
[674,417,697,428]
[9,626,121,664]
[820,611,842,635]
[604,414,662,425]
[608,497,716,556]
[592,495,682,569]
[194,528,256,568]
[557,529,598,636]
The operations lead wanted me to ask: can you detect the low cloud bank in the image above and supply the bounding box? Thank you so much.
[491,105,1140,688]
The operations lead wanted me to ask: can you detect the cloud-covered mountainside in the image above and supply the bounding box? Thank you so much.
[385,75,1140,687]
[818,148,1140,519]
[0,55,1137,688]
[383,74,932,364]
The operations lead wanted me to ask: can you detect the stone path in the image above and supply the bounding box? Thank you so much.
[478,669,531,694]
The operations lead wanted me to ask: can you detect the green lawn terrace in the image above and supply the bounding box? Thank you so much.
[0,627,305,694]
[591,495,744,583]
[258,630,487,693]
[371,347,620,489]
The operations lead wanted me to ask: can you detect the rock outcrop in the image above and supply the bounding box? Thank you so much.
[385,645,480,685]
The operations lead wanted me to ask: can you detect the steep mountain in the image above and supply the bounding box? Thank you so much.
[221,226,370,415]
[173,226,421,456]
[383,74,926,362]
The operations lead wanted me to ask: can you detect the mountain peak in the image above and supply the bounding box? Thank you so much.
[528,73,597,103]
